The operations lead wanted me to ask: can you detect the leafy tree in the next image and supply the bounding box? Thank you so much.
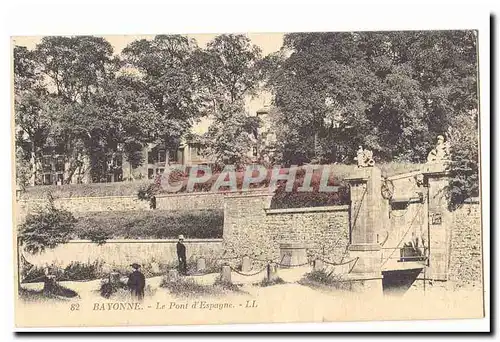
[196,34,263,167]
[18,195,77,254]
[14,90,63,185]
[265,31,478,166]
[447,110,479,208]
[204,101,261,168]
[197,34,262,105]
[122,35,203,159]
[15,36,120,184]
[13,46,41,92]
[34,36,117,102]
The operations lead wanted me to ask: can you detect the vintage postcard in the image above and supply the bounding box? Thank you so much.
[12,31,485,328]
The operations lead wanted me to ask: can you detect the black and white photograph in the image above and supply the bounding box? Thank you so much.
[9,27,487,329]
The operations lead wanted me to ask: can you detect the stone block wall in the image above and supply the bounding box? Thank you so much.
[21,239,223,269]
[16,192,225,224]
[223,192,350,262]
[16,196,150,224]
[155,192,224,211]
[448,203,482,286]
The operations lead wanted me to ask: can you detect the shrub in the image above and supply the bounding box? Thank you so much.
[78,227,112,245]
[21,179,153,200]
[18,195,77,254]
[21,264,47,283]
[257,277,286,287]
[160,276,243,297]
[301,269,351,291]
[160,277,218,297]
[213,275,241,292]
[74,209,223,239]
[270,166,350,209]
[99,279,128,299]
[22,261,105,283]
[18,283,78,301]
[60,261,103,281]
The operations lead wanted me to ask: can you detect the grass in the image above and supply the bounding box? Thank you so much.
[73,209,223,239]
[257,277,286,287]
[21,180,152,200]
[160,276,244,297]
[19,163,425,200]
[18,283,78,302]
[298,269,351,291]
[98,279,157,300]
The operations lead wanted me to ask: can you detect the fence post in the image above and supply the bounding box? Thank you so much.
[167,269,179,282]
[266,262,278,282]
[313,259,324,271]
[221,265,231,283]
[197,258,206,273]
[241,255,251,273]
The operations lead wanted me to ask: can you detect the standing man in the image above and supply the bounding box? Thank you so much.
[177,235,187,275]
[127,263,145,300]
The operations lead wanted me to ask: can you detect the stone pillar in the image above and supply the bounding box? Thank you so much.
[266,263,279,282]
[221,265,231,283]
[241,256,251,273]
[313,259,324,271]
[196,258,206,273]
[422,166,451,281]
[345,167,383,294]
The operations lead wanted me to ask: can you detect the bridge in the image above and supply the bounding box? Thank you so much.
[343,163,450,294]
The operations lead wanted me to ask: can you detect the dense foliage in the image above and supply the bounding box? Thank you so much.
[74,209,224,239]
[18,196,77,254]
[14,32,479,206]
[264,31,478,166]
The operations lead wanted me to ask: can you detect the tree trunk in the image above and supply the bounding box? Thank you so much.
[30,142,36,186]
[42,275,57,295]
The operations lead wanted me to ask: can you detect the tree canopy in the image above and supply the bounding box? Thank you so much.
[265,31,478,166]
[13,32,480,201]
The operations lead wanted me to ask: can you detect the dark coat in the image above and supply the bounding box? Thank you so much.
[177,241,186,261]
[127,270,145,299]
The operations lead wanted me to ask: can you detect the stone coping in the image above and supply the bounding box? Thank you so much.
[348,243,381,251]
[265,205,349,215]
[386,170,422,181]
[18,188,271,202]
[279,242,308,249]
[63,238,224,244]
[158,188,270,198]
[18,195,143,202]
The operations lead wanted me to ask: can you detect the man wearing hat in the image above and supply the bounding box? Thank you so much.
[177,235,187,275]
[127,263,146,300]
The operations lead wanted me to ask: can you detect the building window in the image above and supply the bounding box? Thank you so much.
[55,173,64,185]
[169,149,179,163]
[148,151,155,164]
[114,155,123,167]
[42,156,52,173]
[158,149,166,163]
[55,156,65,173]
[43,173,52,185]
[191,144,204,159]
[148,168,154,179]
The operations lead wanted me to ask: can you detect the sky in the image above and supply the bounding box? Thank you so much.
[12,33,284,57]
[12,33,283,134]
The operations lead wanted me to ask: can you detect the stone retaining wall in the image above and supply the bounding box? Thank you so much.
[223,192,350,262]
[21,239,224,269]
